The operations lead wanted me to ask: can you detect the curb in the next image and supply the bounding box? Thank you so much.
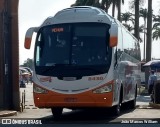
[0,110,17,117]
[136,105,153,109]
[149,102,160,109]
[136,103,160,109]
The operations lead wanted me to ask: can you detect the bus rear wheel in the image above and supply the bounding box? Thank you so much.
[51,107,63,120]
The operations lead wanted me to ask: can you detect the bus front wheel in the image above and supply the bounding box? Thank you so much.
[129,86,137,109]
[112,103,121,116]
[51,107,63,120]
[112,86,123,116]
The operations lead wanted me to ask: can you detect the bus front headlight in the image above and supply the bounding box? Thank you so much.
[33,85,48,94]
[93,84,112,94]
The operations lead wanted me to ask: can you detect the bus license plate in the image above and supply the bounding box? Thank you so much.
[64,98,77,102]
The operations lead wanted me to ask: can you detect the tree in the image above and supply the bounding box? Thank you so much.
[111,0,124,21]
[139,8,148,60]
[121,12,134,33]
[134,0,140,42]
[146,0,152,62]
[153,15,160,29]
[152,14,160,40]
[139,25,146,43]
[145,0,153,89]
[21,58,33,70]
[152,27,160,40]
[101,0,112,13]
[71,0,87,6]
[117,0,124,22]
[112,0,116,17]
[129,0,145,40]
[121,12,134,24]
[71,0,100,7]
[129,0,146,62]
[71,0,111,13]
[72,0,125,22]
[128,0,141,61]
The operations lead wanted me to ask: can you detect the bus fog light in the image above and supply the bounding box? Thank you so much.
[93,84,112,94]
[34,86,48,94]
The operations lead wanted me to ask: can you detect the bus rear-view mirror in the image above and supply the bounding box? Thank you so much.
[24,27,38,49]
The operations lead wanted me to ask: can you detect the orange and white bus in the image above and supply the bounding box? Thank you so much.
[24,6,141,118]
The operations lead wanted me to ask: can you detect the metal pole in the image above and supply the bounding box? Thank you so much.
[0,0,20,110]
[0,0,5,109]
[10,0,20,111]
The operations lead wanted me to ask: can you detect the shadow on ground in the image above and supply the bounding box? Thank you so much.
[39,107,137,124]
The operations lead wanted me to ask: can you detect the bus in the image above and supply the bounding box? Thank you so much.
[24,6,141,118]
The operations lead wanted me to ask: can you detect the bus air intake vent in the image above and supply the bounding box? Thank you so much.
[71,88,89,92]
[52,88,69,92]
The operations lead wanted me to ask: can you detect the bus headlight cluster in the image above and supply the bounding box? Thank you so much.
[33,85,48,94]
[93,84,112,94]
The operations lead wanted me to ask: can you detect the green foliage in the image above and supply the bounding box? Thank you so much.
[153,15,160,29]
[21,58,33,70]
[71,0,99,7]
[71,0,160,42]
[153,27,160,40]
[71,0,110,12]
[71,0,87,6]
[121,12,134,23]
[152,14,160,40]
[72,0,125,21]
[129,0,145,12]
[139,8,148,20]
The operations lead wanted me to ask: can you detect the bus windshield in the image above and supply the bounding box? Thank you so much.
[34,23,112,77]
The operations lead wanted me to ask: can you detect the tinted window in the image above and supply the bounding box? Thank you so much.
[34,23,112,77]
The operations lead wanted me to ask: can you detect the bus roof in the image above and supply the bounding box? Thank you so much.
[40,6,116,28]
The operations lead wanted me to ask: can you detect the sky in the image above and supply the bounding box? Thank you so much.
[19,0,160,65]
[19,0,76,64]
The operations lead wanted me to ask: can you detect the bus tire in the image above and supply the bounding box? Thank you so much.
[51,107,63,120]
[112,86,123,116]
[130,98,136,109]
[129,86,137,109]
[112,103,121,116]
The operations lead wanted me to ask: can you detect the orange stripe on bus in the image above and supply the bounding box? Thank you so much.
[110,36,117,47]
[24,37,31,49]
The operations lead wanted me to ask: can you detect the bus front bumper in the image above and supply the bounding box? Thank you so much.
[33,90,113,108]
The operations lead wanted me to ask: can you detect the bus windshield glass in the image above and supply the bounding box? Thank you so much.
[35,23,112,77]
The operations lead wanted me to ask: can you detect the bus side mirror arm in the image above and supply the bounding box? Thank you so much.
[24,27,38,49]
